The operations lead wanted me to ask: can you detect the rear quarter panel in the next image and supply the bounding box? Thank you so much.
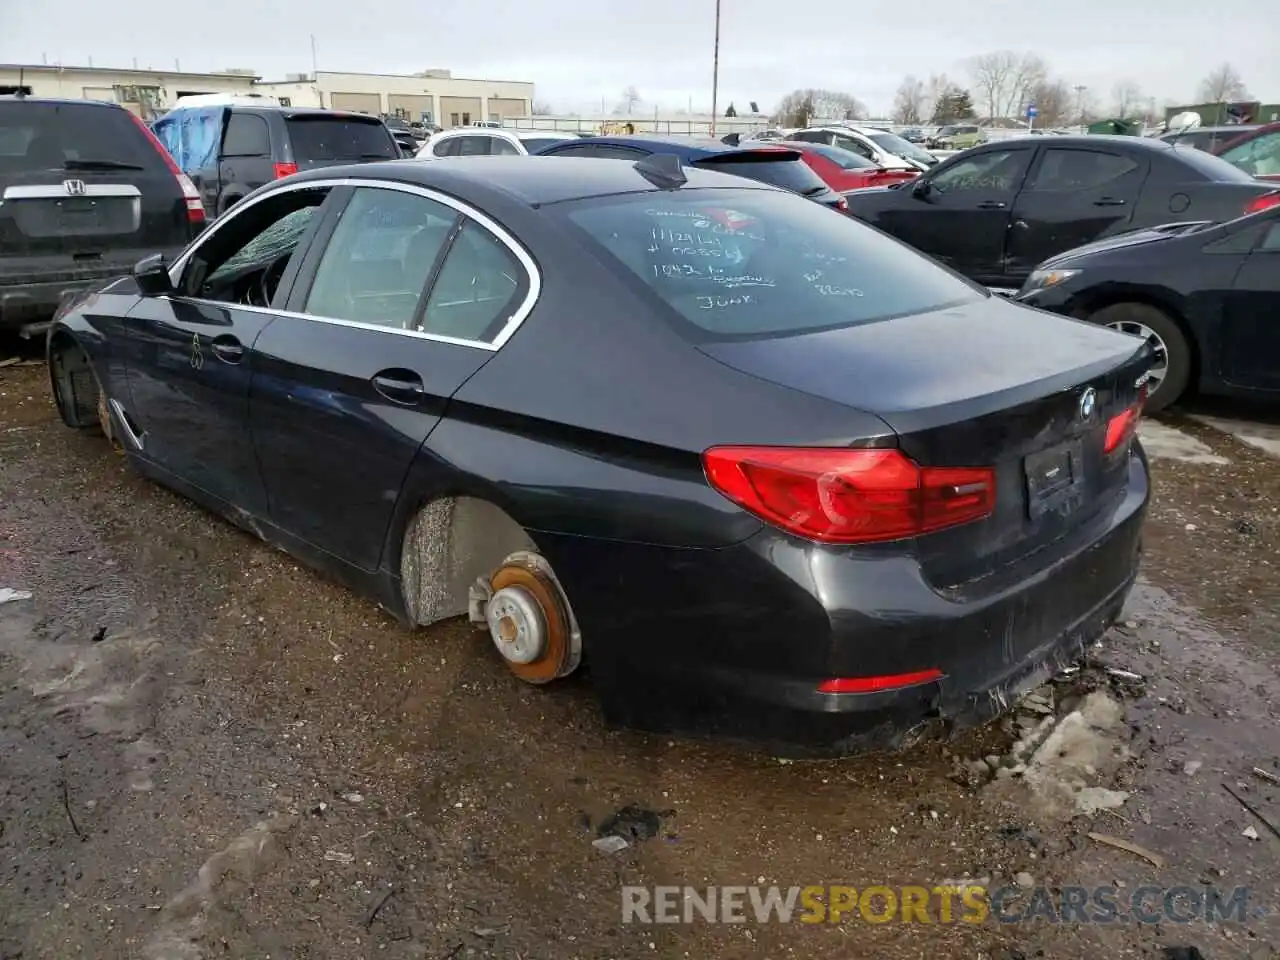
[407,201,894,549]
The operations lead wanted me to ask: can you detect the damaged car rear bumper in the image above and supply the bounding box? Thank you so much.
[538,444,1149,757]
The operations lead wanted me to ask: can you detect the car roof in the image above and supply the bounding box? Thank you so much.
[227,105,382,122]
[285,155,780,206]
[0,96,128,110]
[515,130,575,140]
[559,134,798,158]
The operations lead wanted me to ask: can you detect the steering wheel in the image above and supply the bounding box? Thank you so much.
[256,255,291,307]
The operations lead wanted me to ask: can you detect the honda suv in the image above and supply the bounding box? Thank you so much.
[0,97,204,337]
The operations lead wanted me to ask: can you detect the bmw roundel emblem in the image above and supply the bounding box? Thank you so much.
[1079,387,1097,420]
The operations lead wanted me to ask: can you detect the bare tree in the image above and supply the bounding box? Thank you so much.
[532,100,554,115]
[1029,78,1072,128]
[923,73,950,124]
[892,75,926,124]
[774,88,867,127]
[1197,63,1249,102]
[1111,80,1143,119]
[1006,53,1047,118]
[968,51,1016,121]
[615,86,642,115]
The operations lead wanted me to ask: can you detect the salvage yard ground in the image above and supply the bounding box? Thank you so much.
[1,356,1279,960]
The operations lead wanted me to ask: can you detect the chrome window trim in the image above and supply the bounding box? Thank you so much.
[165,176,541,352]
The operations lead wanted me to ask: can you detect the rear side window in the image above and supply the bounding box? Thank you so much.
[285,117,397,161]
[0,101,167,172]
[222,113,271,157]
[693,153,828,195]
[519,137,571,153]
[1029,149,1140,190]
[559,188,981,341]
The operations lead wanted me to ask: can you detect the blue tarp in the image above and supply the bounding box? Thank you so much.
[151,106,225,176]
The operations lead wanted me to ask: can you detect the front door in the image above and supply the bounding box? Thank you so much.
[251,183,530,571]
[1006,146,1147,281]
[121,184,337,517]
[879,147,1031,283]
[1221,216,1280,392]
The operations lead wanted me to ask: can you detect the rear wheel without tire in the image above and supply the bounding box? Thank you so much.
[486,563,574,684]
[1088,302,1191,414]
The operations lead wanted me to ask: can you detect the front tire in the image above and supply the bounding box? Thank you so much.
[1088,302,1190,414]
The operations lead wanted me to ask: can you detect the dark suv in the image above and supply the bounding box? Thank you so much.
[151,106,400,218]
[1,97,204,337]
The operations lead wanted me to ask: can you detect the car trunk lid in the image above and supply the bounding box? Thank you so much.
[698,297,1151,590]
[0,101,188,265]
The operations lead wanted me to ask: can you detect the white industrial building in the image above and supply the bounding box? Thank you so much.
[0,63,534,128]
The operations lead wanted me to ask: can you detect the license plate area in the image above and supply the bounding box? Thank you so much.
[1024,439,1084,520]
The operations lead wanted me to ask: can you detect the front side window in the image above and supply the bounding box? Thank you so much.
[833,134,873,159]
[930,150,1028,194]
[304,187,458,329]
[558,187,981,341]
[181,187,329,306]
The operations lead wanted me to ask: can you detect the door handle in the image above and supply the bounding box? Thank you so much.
[372,368,426,405]
[211,335,244,364]
[978,200,1007,209]
[1093,197,1127,207]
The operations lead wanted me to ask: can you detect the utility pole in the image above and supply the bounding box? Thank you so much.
[310,34,318,76]
[1073,84,1087,133]
[709,0,721,136]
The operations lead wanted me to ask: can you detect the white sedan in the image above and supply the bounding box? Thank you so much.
[416,128,578,158]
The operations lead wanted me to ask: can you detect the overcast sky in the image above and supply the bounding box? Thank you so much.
[2,0,1276,116]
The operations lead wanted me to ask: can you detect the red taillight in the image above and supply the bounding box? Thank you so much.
[127,111,205,225]
[1244,191,1280,215]
[701,447,996,544]
[1103,402,1143,455]
[817,669,944,695]
[273,162,299,179]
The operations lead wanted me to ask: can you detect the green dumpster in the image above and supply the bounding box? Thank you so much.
[1087,118,1143,136]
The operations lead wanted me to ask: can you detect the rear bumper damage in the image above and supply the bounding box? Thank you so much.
[540,444,1149,757]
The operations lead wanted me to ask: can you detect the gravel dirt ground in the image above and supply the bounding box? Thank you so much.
[2,353,1279,960]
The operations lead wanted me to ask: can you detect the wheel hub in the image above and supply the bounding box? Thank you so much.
[484,585,547,665]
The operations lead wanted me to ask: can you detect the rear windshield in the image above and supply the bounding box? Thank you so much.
[519,136,573,153]
[794,142,875,169]
[692,152,828,195]
[870,132,934,164]
[0,101,166,173]
[558,188,981,341]
[285,117,397,161]
[1167,143,1258,182]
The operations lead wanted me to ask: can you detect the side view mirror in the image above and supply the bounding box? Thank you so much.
[133,253,174,297]
[912,179,933,199]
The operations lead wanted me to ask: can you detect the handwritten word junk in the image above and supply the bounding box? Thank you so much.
[697,294,754,310]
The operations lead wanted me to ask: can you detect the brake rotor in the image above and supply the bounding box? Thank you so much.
[486,563,572,684]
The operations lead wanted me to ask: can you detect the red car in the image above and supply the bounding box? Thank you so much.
[782,140,919,191]
[1214,122,1280,182]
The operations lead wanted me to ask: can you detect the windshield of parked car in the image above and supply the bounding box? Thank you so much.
[1167,143,1260,182]
[1219,131,1280,177]
[791,142,876,170]
[0,101,167,172]
[870,132,934,164]
[556,188,982,341]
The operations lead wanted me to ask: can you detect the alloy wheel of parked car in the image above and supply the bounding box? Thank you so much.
[1090,303,1191,414]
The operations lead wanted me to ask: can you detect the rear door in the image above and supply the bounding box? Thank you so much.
[0,100,191,291]
[250,182,530,570]
[1006,146,1147,280]
[284,113,399,171]
[1220,214,1280,392]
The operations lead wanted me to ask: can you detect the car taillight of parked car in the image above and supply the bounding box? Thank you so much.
[1244,190,1280,215]
[701,446,996,544]
[1103,386,1147,456]
[273,162,299,179]
[127,112,206,227]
